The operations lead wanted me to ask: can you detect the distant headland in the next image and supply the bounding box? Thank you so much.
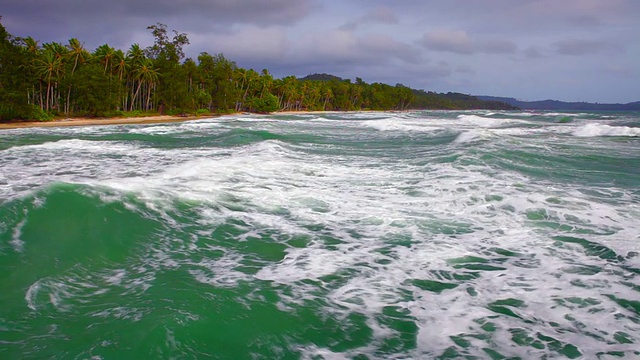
[477,96,640,111]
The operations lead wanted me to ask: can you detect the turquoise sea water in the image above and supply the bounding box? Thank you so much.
[1,110,639,359]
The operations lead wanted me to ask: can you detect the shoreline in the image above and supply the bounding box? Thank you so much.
[0,115,207,130]
[0,110,377,130]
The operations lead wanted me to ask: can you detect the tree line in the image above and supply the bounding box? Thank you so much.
[0,19,516,121]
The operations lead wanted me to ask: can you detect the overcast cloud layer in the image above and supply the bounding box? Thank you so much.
[3,0,639,102]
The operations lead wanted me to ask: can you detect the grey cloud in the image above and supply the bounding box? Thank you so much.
[293,29,421,67]
[367,6,399,24]
[241,27,433,86]
[355,0,640,37]
[455,65,475,75]
[601,64,635,76]
[121,0,313,27]
[567,15,602,28]
[192,26,289,63]
[480,39,517,54]
[418,30,473,54]
[524,47,546,58]
[339,6,399,30]
[553,39,622,56]
[418,30,517,55]
[418,62,453,79]
[2,0,313,50]
[211,27,423,81]
[357,34,421,64]
[4,0,313,26]
[413,62,456,89]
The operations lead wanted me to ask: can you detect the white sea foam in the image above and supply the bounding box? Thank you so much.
[545,112,576,117]
[10,212,27,253]
[361,118,442,133]
[248,141,639,356]
[453,130,487,143]
[456,114,510,128]
[3,111,640,358]
[25,280,42,311]
[128,119,227,134]
[15,139,137,154]
[105,269,127,286]
[508,112,537,117]
[128,125,180,135]
[189,255,252,287]
[572,123,640,137]
[336,111,398,119]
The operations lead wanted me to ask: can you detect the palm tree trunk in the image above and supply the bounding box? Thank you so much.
[45,79,52,111]
[131,81,143,111]
[146,82,152,111]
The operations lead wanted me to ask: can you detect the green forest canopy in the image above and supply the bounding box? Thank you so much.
[0,19,517,121]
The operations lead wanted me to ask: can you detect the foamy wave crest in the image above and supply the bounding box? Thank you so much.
[572,123,640,137]
[454,131,486,143]
[362,118,441,132]
[129,125,180,135]
[456,115,509,128]
[129,119,227,135]
[545,112,579,117]
[17,139,136,153]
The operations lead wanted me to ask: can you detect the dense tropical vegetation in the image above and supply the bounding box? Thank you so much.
[0,18,516,121]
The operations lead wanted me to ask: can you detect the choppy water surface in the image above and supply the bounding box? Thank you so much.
[1,111,639,359]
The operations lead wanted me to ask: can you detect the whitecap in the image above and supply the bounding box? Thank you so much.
[105,269,127,286]
[25,280,42,311]
[362,118,442,133]
[572,123,640,137]
[454,131,485,143]
[128,125,180,135]
[456,114,509,128]
[15,139,137,154]
[10,211,27,252]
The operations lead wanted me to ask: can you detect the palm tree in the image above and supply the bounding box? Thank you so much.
[142,63,159,111]
[131,58,158,111]
[94,44,115,73]
[65,38,88,114]
[38,43,67,111]
[43,42,69,61]
[20,37,40,107]
[112,50,129,110]
[126,44,148,110]
[35,50,62,111]
[67,38,87,74]
[23,36,39,54]
[259,69,273,99]
[275,76,298,111]
[234,68,259,111]
[303,81,321,110]
[126,44,145,65]
[322,86,333,111]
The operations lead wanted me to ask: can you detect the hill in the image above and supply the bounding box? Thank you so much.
[477,96,640,111]
[299,73,344,82]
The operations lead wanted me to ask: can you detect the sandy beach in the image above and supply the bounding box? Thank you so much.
[0,115,208,130]
[0,111,363,130]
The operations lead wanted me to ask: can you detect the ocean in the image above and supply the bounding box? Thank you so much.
[1,110,639,359]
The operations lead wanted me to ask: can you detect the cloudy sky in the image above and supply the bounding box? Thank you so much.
[3,0,639,103]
